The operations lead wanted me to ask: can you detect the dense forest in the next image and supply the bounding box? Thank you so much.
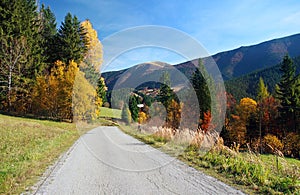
[0,0,107,121]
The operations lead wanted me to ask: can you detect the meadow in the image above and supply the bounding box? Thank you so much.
[0,114,79,194]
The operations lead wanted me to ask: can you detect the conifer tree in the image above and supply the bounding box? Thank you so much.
[256,77,270,152]
[129,95,139,122]
[55,12,87,64]
[257,77,270,101]
[157,71,181,129]
[39,4,57,65]
[191,59,211,126]
[276,55,300,133]
[157,71,174,108]
[0,0,43,112]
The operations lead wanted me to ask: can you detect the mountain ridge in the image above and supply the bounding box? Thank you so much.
[102,33,300,91]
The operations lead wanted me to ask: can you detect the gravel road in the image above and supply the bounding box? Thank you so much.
[33,126,245,195]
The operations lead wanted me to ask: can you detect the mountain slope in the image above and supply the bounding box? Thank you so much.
[102,33,300,91]
[225,55,300,100]
[104,61,196,91]
[213,33,300,79]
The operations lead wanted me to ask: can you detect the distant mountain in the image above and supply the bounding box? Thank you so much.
[104,61,196,91]
[212,33,300,79]
[102,33,300,91]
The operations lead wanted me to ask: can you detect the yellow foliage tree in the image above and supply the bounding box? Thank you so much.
[238,97,257,121]
[166,99,182,130]
[80,20,103,72]
[32,60,78,121]
[73,71,102,121]
[228,97,257,145]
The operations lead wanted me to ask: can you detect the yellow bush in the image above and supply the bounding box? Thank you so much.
[263,134,283,154]
[138,111,147,124]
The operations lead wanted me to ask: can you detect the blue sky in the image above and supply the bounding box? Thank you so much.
[40,0,300,71]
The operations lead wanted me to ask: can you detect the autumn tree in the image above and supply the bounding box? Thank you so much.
[166,99,182,130]
[32,60,78,121]
[138,111,147,124]
[229,97,257,145]
[73,71,102,121]
[221,93,237,146]
[80,20,103,70]
[201,111,213,133]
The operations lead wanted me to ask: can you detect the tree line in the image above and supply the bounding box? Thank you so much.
[222,55,300,158]
[120,56,300,158]
[0,0,107,121]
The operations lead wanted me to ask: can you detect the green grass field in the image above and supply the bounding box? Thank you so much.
[0,108,120,194]
[0,114,79,194]
[99,107,122,119]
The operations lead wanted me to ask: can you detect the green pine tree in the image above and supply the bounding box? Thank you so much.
[39,4,57,65]
[55,12,87,64]
[276,55,299,133]
[191,59,211,125]
[157,71,181,128]
[157,71,174,108]
[129,95,139,122]
[0,0,43,112]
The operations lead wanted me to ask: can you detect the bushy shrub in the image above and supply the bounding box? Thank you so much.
[263,134,283,154]
[138,111,147,124]
[283,132,300,158]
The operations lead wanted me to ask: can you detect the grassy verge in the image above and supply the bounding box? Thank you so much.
[119,125,300,194]
[180,146,300,194]
[0,114,80,195]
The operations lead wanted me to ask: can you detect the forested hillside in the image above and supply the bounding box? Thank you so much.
[225,55,300,100]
